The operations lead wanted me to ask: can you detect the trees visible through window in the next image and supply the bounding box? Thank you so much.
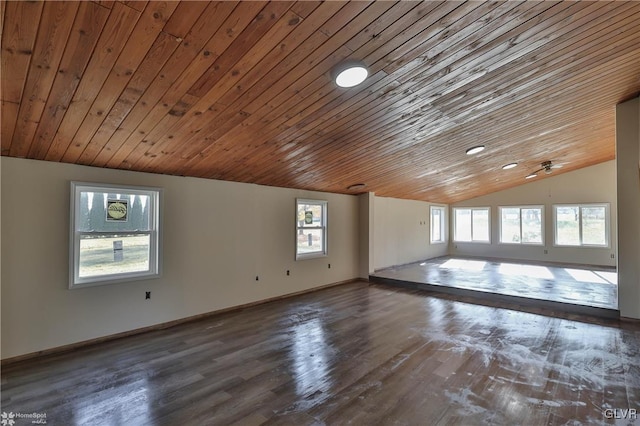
[554,204,609,247]
[430,206,446,244]
[453,207,490,242]
[296,199,327,259]
[70,182,161,288]
[499,206,543,244]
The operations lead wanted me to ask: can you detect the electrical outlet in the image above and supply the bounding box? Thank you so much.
[255,276,259,281]
[286,270,290,276]
[544,249,548,254]
[611,253,615,259]
[145,291,151,300]
[328,263,331,269]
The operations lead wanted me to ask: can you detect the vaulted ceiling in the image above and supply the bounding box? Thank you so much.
[2,1,639,203]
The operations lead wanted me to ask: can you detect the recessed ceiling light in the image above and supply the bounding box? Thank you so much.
[347,183,366,191]
[525,174,537,179]
[502,163,518,170]
[465,145,485,155]
[332,60,368,88]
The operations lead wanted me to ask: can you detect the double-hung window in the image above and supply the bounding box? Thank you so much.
[430,206,446,244]
[70,182,162,288]
[553,204,609,247]
[296,199,328,259]
[453,207,490,243]
[499,206,544,244]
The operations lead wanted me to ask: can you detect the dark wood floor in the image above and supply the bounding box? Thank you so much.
[2,282,639,425]
[371,256,619,312]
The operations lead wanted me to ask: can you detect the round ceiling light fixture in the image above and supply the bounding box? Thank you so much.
[502,162,518,170]
[332,60,368,88]
[465,145,485,155]
[347,183,367,191]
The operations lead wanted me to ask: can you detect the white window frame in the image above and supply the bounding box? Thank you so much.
[498,205,544,245]
[70,182,162,288]
[553,203,610,248]
[295,198,328,260]
[453,207,491,243]
[430,205,446,244]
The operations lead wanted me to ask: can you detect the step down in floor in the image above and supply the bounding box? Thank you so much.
[369,275,620,320]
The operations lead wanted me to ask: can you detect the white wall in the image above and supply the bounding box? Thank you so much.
[450,161,617,267]
[373,196,448,270]
[616,97,640,319]
[1,157,360,359]
[357,192,374,278]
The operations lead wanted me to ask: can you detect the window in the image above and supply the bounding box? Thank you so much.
[553,204,609,247]
[296,199,327,259]
[499,206,544,245]
[70,182,162,288]
[453,207,490,242]
[430,206,446,244]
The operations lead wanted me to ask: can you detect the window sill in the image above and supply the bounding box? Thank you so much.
[498,242,544,246]
[295,252,328,261]
[70,271,161,289]
[453,240,491,244]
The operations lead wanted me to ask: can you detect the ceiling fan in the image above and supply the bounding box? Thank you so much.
[525,161,566,179]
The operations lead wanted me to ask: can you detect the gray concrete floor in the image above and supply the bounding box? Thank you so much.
[371,256,618,310]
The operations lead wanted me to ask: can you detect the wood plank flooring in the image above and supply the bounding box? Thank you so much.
[371,256,618,314]
[1,282,639,425]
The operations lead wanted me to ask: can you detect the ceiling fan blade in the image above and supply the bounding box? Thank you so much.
[528,159,568,176]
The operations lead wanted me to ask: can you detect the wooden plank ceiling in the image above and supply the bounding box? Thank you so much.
[2,1,640,203]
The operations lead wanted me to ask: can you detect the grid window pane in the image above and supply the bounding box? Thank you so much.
[555,206,580,246]
[296,229,324,255]
[522,208,543,244]
[297,203,324,228]
[431,210,442,241]
[78,192,151,232]
[431,207,443,243]
[79,234,150,277]
[582,207,606,245]
[455,209,472,241]
[500,208,521,243]
[296,199,327,259]
[472,209,489,241]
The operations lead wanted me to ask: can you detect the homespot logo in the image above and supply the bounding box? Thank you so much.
[0,412,14,426]
[604,408,637,420]
[1,412,47,425]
